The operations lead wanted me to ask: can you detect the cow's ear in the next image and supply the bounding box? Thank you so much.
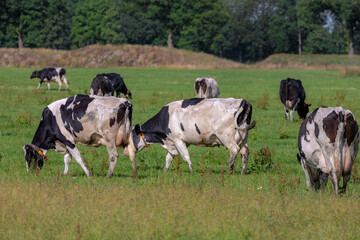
[134,124,141,135]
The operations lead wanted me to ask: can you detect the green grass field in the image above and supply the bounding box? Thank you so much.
[1,67,360,239]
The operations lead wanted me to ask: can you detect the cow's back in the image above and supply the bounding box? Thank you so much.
[48,95,130,143]
[167,98,250,141]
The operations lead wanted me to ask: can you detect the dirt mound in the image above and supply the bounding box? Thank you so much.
[0,44,247,69]
[254,53,360,70]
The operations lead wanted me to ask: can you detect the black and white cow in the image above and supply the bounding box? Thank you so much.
[30,67,69,91]
[124,98,255,174]
[297,107,359,194]
[195,77,220,98]
[23,95,137,178]
[279,78,310,121]
[90,75,114,96]
[96,73,132,99]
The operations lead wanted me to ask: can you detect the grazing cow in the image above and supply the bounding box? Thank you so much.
[30,67,69,91]
[195,77,220,98]
[297,107,359,194]
[96,73,132,99]
[279,78,310,121]
[124,98,256,174]
[23,95,137,178]
[90,75,114,96]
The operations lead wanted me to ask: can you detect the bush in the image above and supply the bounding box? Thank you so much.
[249,145,273,173]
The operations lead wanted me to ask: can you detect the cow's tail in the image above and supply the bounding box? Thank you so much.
[115,101,133,147]
[121,101,137,177]
[234,100,255,131]
[123,101,133,146]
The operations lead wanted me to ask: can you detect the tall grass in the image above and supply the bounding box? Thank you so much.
[1,67,360,239]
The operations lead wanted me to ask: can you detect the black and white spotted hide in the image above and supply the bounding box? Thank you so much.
[30,67,69,91]
[95,73,132,99]
[279,78,310,121]
[90,75,114,96]
[126,98,255,174]
[194,77,220,98]
[23,95,137,178]
[297,107,359,194]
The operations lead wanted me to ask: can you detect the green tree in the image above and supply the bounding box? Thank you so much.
[325,0,360,55]
[6,0,25,48]
[268,0,299,54]
[298,0,360,55]
[71,0,111,48]
[220,0,276,62]
[41,0,72,49]
[175,0,230,54]
[0,1,8,46]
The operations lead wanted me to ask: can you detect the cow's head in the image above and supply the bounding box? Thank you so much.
[125,90,132,99]
[297,103,311,120]
[23,144,46,171]
[30,70,38,79]
[130,124,149,152]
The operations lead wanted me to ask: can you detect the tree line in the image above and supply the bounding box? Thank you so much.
[1,0,359,63]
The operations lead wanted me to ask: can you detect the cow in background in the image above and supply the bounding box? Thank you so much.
[279,78,310,121]
[30,67,69,91]
[96,73,132,99]
[297,107,359,194]
[124,98,256,174]
[90,75,114,96]
[195,77,220,98]
[23,95,137,178]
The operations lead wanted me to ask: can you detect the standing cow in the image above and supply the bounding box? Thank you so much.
[23,95,137,178]
[124,98,255,174]
[279,78,310,121]
[30,67,69,91]
[95,73,132,99]
[297,107,359,194]
[195,77,220,98]
[90,75,114,96]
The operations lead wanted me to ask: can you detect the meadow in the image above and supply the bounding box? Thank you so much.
[1,67,360,239]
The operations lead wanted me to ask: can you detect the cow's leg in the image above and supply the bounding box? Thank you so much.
[341,171,351,194]
[329,170,339,195]
[62,76,70,91]
[227,144,240,173]
[223,140,240,172]
[163,152,175,172]
[47,82,51,91]
[37,82,41,90]
[174,141,192,172]
[289,109,294,122]
[58,81,62,91]
[284,106,289,120]
[63,153,72,175]
[239,144,249,175]
[56,76,62,91]
[106,144,119,178]
[66,146,92,177]
[126,143,137,178]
